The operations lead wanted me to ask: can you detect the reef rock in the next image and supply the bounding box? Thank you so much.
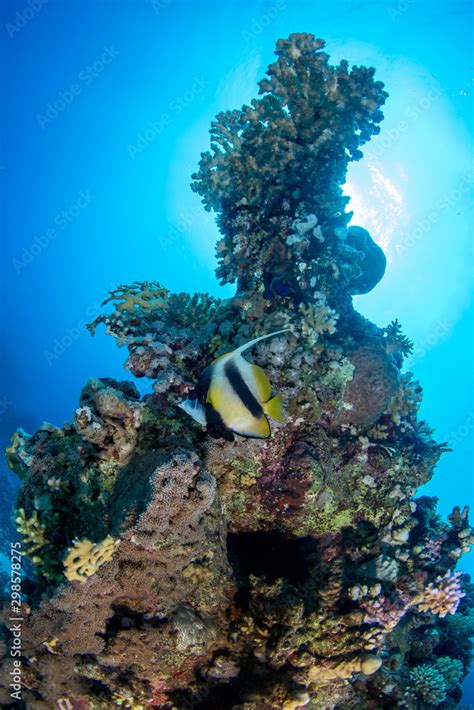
[1,33,472,710]
[345,226,387,295]
[322,343,399,431]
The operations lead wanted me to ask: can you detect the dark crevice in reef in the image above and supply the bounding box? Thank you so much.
[99,604,168,642]
[2,31,472,710]
[170,659,292,710]
[107,450,164,534]
[227,531,318,586]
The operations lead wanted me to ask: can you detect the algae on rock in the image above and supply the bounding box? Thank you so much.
[1,33,472,710]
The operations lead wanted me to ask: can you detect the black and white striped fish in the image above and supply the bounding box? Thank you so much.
[179,329,289,440]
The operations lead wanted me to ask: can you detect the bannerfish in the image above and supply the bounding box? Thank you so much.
[179,329,290,440]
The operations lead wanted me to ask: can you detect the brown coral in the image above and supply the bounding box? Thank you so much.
[73,378,144,465]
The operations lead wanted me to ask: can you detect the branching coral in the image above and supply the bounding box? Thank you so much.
[383,318,414,358]
[434,656,464,689]
[389,372,423,426]
[410,664,448,705]
[299,295,338,346]
[0,32,471,710]
[87,283,228,397]
[192,32,387,294]
[418,570,465,618]
[15,508,47,555]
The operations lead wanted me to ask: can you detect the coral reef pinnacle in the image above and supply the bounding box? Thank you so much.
[1,33,471,710]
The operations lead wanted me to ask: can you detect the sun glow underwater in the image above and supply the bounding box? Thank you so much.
[1,1,473,707]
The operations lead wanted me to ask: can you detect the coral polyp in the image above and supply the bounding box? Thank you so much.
[1,33,471,710]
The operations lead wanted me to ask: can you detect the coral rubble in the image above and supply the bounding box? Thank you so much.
[1,33,472,710]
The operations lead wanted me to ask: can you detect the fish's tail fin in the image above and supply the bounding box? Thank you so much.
[263,394,285,422]
[235,328,291,357]
[178,399,207,426]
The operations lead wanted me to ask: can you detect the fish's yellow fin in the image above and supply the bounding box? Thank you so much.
[232,415,270,439]
[251,364,272,402]
[263,394,285,422]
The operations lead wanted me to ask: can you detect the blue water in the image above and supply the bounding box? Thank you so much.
[0,0,472,597]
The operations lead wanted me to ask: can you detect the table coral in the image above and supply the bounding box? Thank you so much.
[1,33,472,710]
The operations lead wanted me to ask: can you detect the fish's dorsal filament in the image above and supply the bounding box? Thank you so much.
[233,328,291,358]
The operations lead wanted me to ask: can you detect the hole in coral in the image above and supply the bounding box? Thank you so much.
[99,604,167,641]
[227,531,318,586]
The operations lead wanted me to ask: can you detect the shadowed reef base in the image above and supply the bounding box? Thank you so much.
[1,33,473,710]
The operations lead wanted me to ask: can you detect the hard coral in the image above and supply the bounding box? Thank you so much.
[63,536,119,582]
[73,378,144,465]
[192,32,388,294]
[1,32,471,710]
[410,663,448,706]
[101,281,168,313]
[389,372,423,426]
[418,570,465,618]
[15,507,47,556]
[345,226,387,295]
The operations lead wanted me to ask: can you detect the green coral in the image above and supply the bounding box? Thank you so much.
[410,664,447,706]
[165,292,224,329]
[434,656,463,689]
